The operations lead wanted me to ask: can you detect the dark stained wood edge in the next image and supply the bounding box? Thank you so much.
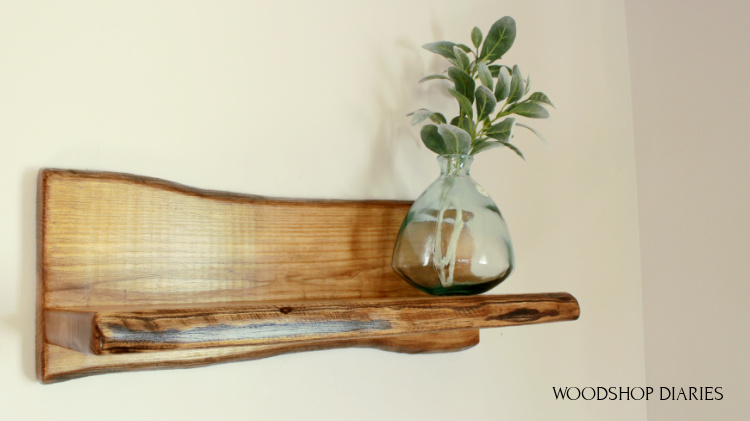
[40,330,480,383]
[39,168,414,207]
[35,169,48,382]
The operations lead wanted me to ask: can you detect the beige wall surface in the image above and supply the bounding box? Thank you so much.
[0,1,645,420]
[625,0,750,419]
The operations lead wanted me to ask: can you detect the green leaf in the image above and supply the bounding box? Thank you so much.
[430,112,447,124]
[456,44,473,53]
[448,67,475,103]
[450,115,474,134]
[475,86,497,121]
[528,92,556,108]
[471,140,502,155]
[517,122,550,149]
[418,74,451,83]
[422,41,457,59]
[486,117,516,142]
[406,109,423,122]
[408,108,443,125]
[495,66,511,101]
[524,74,531,95]
[471,26,483,49]
[480,16,516,62]
[501,142,525,160]
[447,88,474,118]
[507,65,525,104]
[446,57,463,69]
[438,124,471,154]
[421,124,449,154]
[477,62,494,90]
[488,64,501,77]
[452,46,471,71]
[507,101,550,118]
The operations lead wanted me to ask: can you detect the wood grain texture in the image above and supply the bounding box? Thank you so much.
[36,169,580,383]
[45,293,578,354]
[38,169,421,308]
[40,330,481,383]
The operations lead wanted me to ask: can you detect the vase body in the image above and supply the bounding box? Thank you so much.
[392,154,514,295]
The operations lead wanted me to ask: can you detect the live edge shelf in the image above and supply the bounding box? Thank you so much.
[36,169,580,383]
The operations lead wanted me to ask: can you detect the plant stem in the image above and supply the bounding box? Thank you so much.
[433,159,464,288]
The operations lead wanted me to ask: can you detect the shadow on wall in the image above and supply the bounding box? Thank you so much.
[1,168,40,381]
[355,21,454,199]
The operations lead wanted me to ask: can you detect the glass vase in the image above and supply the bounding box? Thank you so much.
[392,154,514,295]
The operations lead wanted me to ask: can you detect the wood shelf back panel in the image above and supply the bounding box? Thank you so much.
[38,169,421,308]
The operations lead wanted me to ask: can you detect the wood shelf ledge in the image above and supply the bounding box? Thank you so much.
[46,293,579,355]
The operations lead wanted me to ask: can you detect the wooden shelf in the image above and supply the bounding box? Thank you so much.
[36,169,579,383]
[46,294,578,355]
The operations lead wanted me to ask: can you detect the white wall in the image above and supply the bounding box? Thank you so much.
[0,1,645,420]
[625,0,750,419]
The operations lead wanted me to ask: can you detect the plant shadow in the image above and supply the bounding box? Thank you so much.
[355,21,453,200]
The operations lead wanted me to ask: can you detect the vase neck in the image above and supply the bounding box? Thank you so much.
[438,154,473,176]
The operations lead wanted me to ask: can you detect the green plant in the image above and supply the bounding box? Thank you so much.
[408,16,554,159]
